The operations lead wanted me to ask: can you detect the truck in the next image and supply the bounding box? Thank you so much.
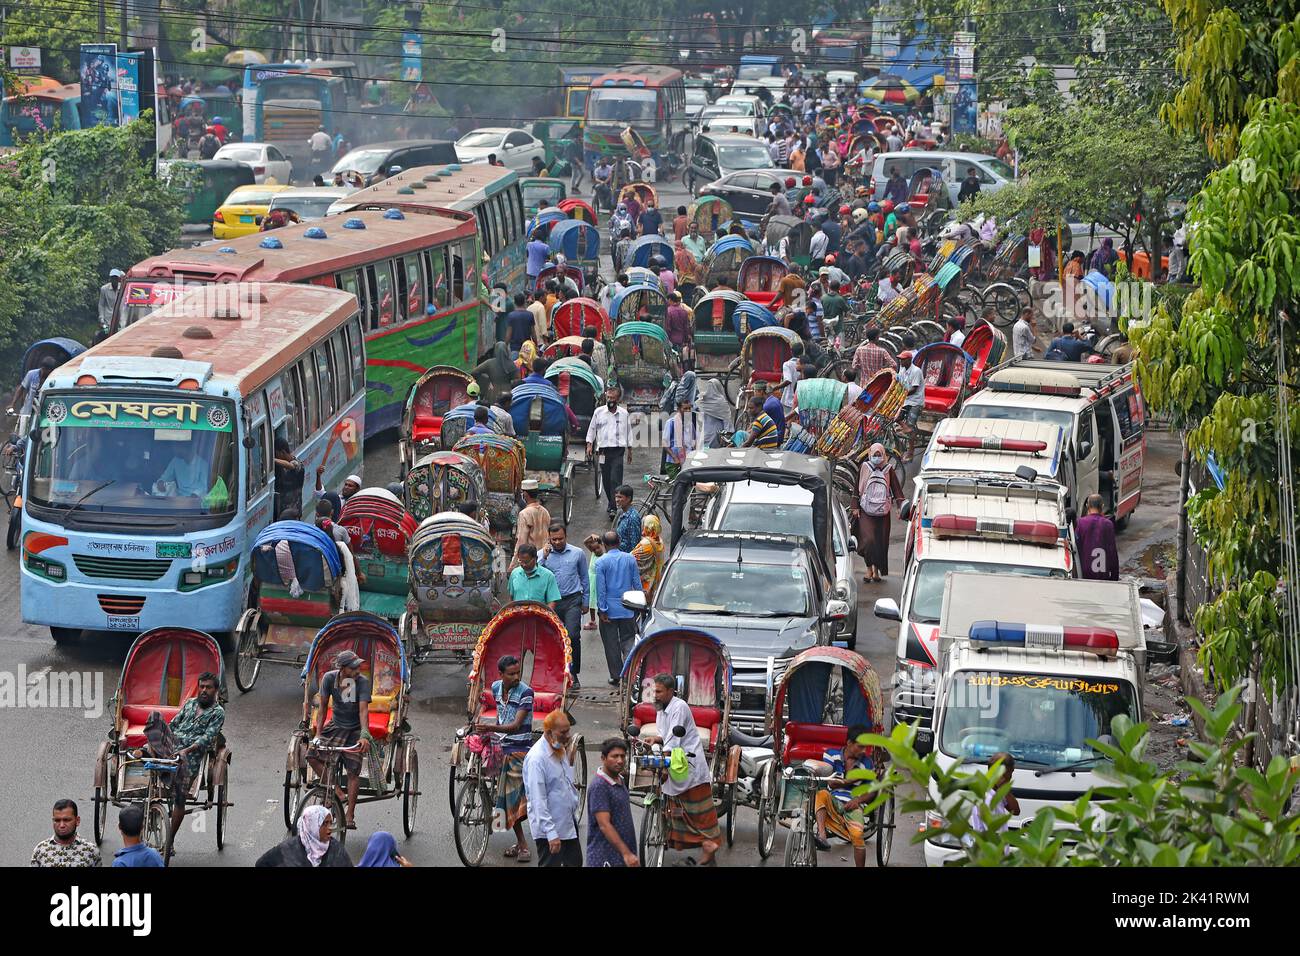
[922,572,1146,866]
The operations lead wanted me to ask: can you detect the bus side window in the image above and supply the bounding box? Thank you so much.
[246,415,268,498]
[329,331,349,409]
[478,214,494,258]
[282,371,303,448]
[346,318,365,394]
[367,263,394,328]
[503,190,519,245]
[490,196,506,253]
[315,345,336,420]
[403,255,424,318]
[342,269,370,326]
[298,359,320,436]
[452,242,467,303]
[512,185,525,237]
[427,245,451,309]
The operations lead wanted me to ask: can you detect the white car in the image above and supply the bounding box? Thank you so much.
[455,127,545,173]
[266,186,355,221]
[212,142,294,185]
[714,94,763,117]
[700,114,762,137]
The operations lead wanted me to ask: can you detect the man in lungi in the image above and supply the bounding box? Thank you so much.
[644,673,721,865]
[813,723,873,867]
[473,655,534,862]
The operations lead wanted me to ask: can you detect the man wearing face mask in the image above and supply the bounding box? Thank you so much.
[522,709,582,866]
[586,386,633,519]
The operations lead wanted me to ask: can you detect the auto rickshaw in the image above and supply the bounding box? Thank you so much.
[688,195,733,239]
[610,283,670,328]
[548,219,601,270]
[163,159,256,226]
[701,234,755,288]
[401,512,505,665]
[611,321,677,412]
[737,255,790,308]
[338,488,418,624]
[552,297,612,339]
[399,365,476,474]
[452,433,527,543]
[404,450,489,525]
[693,289,744,376]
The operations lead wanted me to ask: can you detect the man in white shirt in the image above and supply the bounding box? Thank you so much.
[809,225,829,262]
[897,349,925,461]
[643,673,720,865]
[586,386,633,519]
[1012,308,1037,359]
[779,340,803,416]
[522,710,581,866]
[946,317,966,349]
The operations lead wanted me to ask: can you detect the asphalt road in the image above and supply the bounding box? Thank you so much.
[0,174,1186,868]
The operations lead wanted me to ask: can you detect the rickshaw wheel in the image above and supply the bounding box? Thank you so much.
[282,767,302,830]
[233,609,262,693]
[638,801,667,868]
[756,763,778,860]
[92,786,108,845]
[402,745,419,838]
[570,736,588,823]
[723,783,738,847]
[876,791,896,867]
[452,776,491,867]
[563,477,575,526]
[295,788,346,847]
[145,801,171,863]
[784,802,817,868]
[216,777,229,850]
[399,612,419,666]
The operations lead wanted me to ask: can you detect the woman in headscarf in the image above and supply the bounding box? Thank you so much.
[852,442,903,584]
[254,804,352,867]
[631,514,666,601]
[357,830,412,867]
[694,375,732,449]
[515,339,537,377]
[609,202,633,245]
[472,341,519,405]
[1090,237,1119,278]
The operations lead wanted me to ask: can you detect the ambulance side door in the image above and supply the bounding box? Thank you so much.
[1074,406,1100,505]
[1112,387,1145,520]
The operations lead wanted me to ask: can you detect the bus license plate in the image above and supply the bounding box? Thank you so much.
[240,215,254,223]
[107,615,140,630]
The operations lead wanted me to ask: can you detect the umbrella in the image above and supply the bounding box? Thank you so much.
[857,74,921,105]
[223,49,267,65]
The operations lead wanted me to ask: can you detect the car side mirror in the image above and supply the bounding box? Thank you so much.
[823,599,850,622]
[1078,440,1092,461]
[873,598,901,622]
[621,590,648,614]
[847,535,857,551]
[388,165,403,175]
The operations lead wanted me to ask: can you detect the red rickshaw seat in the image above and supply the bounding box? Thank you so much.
[925,387,960,413]
[479,689,565,725]
[783,721,847,765]
[746,291,779,308]
[632,701,723,749]
[412,418,442,443]
[121,703,182,747]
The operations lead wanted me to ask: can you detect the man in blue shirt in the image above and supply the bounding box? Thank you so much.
[542,522,589,686]
[1046,322,1095,362]
[112,806,163,867]
[505,292,535,359]
[526,231,550,284]
[474,654,534,861]
[613,485,641,553]
[522,710,581,866]
[523,357,550,386]
[637,200,663,237]
[596,529,641,685]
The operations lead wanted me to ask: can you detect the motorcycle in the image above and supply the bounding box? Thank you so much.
[3,413,28,551]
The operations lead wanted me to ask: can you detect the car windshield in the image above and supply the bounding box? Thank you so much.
[587,89,657,123]
[982,158,1015,179]
[909,560,1062,624]
[962,405,1075,432]
[685,89,709,107]
[268,195,338,219]
[332,149,389,175]
[716,501,843,556]
[217,147,261,162]
[717,98,756,115]
[522,183,564,210]
[704,104,746,117]
[225,187,279,206]
[458,130,504,149]
[718,143,771,169]
[737,65,774,80]
[657,558,812,617]
[30,393,238,519]
[939,671,1135,769]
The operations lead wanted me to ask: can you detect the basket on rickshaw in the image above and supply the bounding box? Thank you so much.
[547,219,601,270]
[91,627,232,861]
[753,646,894,866]
[688,195,733,239]
[338,488,418,625]
[510,380,576,525]
[558,196,597,223]
[451,432,525,541]
[450,601,585,867]
[283,611,418,839]
[737,254,790,308]
[701,234,755,288]
[619,627,741,867]
[400,512,505,666]
[551,297,611,340]
[610,282,669,328]
[611,321,677,412]
[235,521,343,692]
[762,217,816,271]
[693,289,745,375]
[628,235,675,270]
[398,365,476,474]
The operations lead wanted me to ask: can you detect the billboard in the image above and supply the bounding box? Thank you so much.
[9,47,42,74]
[402,33,422,83]
[117,51,142,123]
[79,42,120,128]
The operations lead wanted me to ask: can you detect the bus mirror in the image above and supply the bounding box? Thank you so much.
[243,434,256,449]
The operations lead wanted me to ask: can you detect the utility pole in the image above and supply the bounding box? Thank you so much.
[120,0,128,50]
[99,0,106,42]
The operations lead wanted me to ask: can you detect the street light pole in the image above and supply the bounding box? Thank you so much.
[120,0,128,50]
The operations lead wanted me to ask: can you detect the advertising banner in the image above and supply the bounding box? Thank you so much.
[402,33,423,83]
[78,42,120,128]
[117,51,141,123]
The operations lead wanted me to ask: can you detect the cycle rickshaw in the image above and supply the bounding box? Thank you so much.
[558,196,597,223]
[737,254,790,308]
[525,206,568,242]
[610,282,669,328]
[762,217,817,270]
[510,379,576,524]
[548,219,601,271]
[283,611,418,840]
[235,521,343,692]
[611,321,677,412]
[702,234,755,288]
[693,288,745,377]
[404,449,488,525]
[92,627,232,863]
[452,432,526,545]
[688,195,733,239]
[914,340,973,424]
[398,365,475,474]
[450,601,585,866]
[627,235,674,270]
[534,262,587,295]
[754,645,894,867]
[620,627,741,867]
[551,296,612,340]
[338,488,418,626]
[961,319,1008,390]
[437,402,513,449]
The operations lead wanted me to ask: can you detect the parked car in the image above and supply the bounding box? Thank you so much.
[686,133,776,196]
[713,94,763,116]
[869,150,1016,206]
[266,186,355,221]
[331,140,458,185]
[695,166,795,215]
[212,183,290,239]
[702,479,860,647]
[212,142,293,185]
[700,114,762,137]
[455,127,546,173]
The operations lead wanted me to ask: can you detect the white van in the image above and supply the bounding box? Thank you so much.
[923,572,1146,866]
[962,361,1145,526]
[875,470,1075,750]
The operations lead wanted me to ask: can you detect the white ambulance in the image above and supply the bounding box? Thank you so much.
[923,572,1146,866]
[961,361,1145,527]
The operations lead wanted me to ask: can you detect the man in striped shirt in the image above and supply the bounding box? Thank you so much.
[852,327,897,386]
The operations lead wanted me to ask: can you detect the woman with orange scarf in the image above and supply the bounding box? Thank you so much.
[631,514,666,601]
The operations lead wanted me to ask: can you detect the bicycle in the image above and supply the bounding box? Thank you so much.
[293,739,366,846]
[450,728,498,867]
[635,473,673,525]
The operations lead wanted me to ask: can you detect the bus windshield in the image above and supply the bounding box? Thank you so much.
[30,393,239,522]
[587,89,657,124]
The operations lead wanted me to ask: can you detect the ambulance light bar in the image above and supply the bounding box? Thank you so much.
[967,621,1119,657]
[936,435,1048,454]
[989,379,1082,398]
[930,514,1060,546]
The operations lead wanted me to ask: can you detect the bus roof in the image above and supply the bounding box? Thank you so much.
[5,82,80,103]
[126,206,475,284]
[330,163,518,214]
[591,65,684,87]
[61,283,357,397]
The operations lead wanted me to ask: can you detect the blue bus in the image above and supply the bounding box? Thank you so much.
[0,79,81,146]
[21,282,365,642]
[241,59,359,141]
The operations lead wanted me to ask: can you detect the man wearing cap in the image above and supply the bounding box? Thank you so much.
[313,468,362,520]
[896,349,925,461]
[98,268,125,330]
[514,481,551,558]
[308,649,371,829]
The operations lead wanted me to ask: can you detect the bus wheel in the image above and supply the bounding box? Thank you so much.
[50,627,79,645]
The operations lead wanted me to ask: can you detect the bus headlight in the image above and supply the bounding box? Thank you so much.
[25,552,66,581]
[179,557,240,591]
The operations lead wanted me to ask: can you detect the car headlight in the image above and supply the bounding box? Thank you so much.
[924,810,963,849]
[895,660,935,692]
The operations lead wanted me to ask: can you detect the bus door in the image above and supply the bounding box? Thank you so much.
[243,392,274,541]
